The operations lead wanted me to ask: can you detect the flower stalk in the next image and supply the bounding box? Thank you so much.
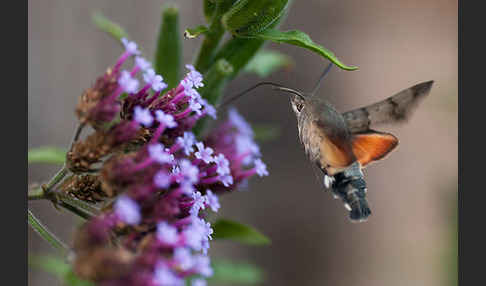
[41,166,69,194]
[55,193,101,217]
[194,1,233,73]
[28,187,45,200]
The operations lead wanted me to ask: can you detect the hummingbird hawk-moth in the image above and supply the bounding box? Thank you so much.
[223,64,433,222]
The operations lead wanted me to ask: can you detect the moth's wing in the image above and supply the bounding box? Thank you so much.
[351,130,399,167]
[342,81,433,133]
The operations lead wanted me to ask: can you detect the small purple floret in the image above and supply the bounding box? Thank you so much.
[155,110,177,128]
[189,191,206,217]
[195,142,214,164]
[186,73,204,89]
[176,132,196,155]
[156,221,179,245]
[114,195,141,225]
[182,226,204,251]
[200,98,217,119]
[118,70,140,94]
[184,65,204,89]
[185,87,201,101]
[192,255,213,277]
[235,134,260,158]
[153,170,171,188]
[148,144,174,164]
[214,154,230,176]
[185,64,196,72]
[254,158,269,177]
[135,56,151,71]
[153,264,183,286]
[183,217,212,252]
[220,174,234,187]
[179,159,199,184]
[228,108,253,136]
[177,182,193,196]
[173,247,194,271]
[205,190,220,212]
[133,106,154,127]
[121,38,141,56]
[143,68,167,92]
[189,99,203,115]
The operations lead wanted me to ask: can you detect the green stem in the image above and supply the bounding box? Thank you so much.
[57,193,100,217]
[28,187,45,200]
[59,202,94,220]
[70,122,85,149]
[207,1,289,80]
[195,0,237,73]
[28,209,69,255]
[194,59,234,137]
[200,59,234,105]
[28,188,97,220]
[42,166,69,193]
[39,122,84,195]
[194,26,224,73]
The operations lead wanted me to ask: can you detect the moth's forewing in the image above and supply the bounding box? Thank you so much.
[342,81,434,133]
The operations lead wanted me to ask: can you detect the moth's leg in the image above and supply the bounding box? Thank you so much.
[323,173,335,189]
[314,161,335,190]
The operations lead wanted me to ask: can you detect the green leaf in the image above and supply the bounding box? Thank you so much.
[222,0,290,36]
[252,124,281,142]
[210,1,286,80]
[195,0,288,134]
[212,219,271,245]
[91,12,129,42]
[209,259,264,284]
[29,255,93,286]
[256,29,358,71]
[28,210,69,254]
[155,4,181,90]
[28,147,66,164]
[184,25,209,39]
[243,50,292,77]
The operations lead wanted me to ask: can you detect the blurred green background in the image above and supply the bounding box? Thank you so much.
[28,1,457,285]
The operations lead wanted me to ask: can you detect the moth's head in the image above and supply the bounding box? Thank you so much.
[290,62,334,116]
[290,94,306,115]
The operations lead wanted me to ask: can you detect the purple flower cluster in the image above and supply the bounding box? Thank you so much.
[204,108,269,193]
[72,39,268,286]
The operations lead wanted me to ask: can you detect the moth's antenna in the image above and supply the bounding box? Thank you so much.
[218,82,305,109]
[310,63,333,97]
